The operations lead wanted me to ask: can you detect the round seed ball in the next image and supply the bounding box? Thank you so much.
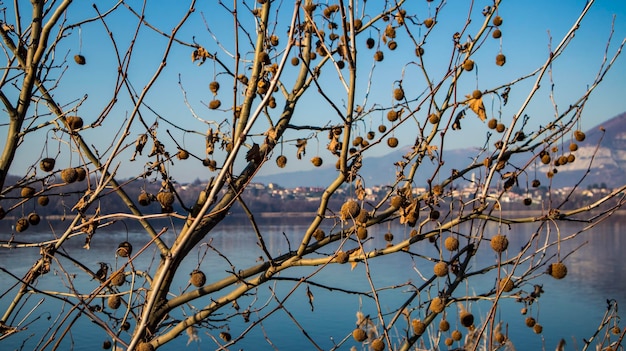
[390,196,403,208]
[393,88,404,101]
[16,218,29,232]
[107,295,121,309]
[374,51,384,62]
[371,338,385,351]
[313,228,325,241]
[209,99,221,110]
[423,18,434,28]
[523,198,532,206]
[209,81,220,94]
[444,337,453,346]
[472,90,482,99]
[428,113,440,124]
[340,200,360,220]
[40,158,56,172]
[276,155,287,168]
[378,124,387,133]
[335,251,349,264]
[490,234,509,253]
[366,37,375,49]
[74,54,86,65]
[291,57,300,66]
[430,297,445,313]
[157,192,175,207]
[367,131,376,140]
[433,261,448,277]
[533,324,543,334]
[460,311,474,328]
[311,156,323,167]
[387,137,399,148]
[499,277,514,292]
[487,118,498,129]
[61,168,78,183]
[451,330,462,341]
[444,236,459,251]
[548,262,567,279]
[117,241,133,258]
[495,332,506,343]
[28,212,41,225]
[525,317,536,327]
[21,186,35,198]
[415,46,425,57]
[574,130,586,142]
[103,340,112,349]
[569,143,578,152]
[495,53,506,66]
[352,328,367,342]
[190,270,207,287]
[111,271,126,286]
[412,319,426,335]
[137,342,155,351]
[493,16,503,26]
[177,150,190,160]
[496,123,506,133]
[356,226,368,240]
[138,193,151,206]
[492,29,502,39]
[439,319,450,331]
[38,196,49,206]
[462,59,475,71]
[387,110,398,122]
[384,232,394,242]
[67,116,84,131]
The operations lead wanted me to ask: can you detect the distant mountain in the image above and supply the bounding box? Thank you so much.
[256,112,626,189]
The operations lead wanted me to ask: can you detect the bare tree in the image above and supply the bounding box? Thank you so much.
[1,1,625,350]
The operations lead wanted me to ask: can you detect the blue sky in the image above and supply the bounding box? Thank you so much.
[2,0,626,182]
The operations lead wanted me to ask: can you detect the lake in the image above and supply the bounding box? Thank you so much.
[0,213,624,350]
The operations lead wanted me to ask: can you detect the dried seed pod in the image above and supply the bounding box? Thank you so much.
[313,228,326,241]
[75,167,86,182]
[444,236,459,251]
[378,125,387,133]
[499,277,514,292]
[209,99,221,110]
[374,50,384,61]
[16,218,29,232]
[533,324,543,334]
[276,155,287,168]
[366,131,376,140]
[439,319,450,331]
[61,168,78,183]
[28,212,41,225]
[67,116,84,131]
[444,337,453,346]
[107,295,121,309]
[495,53,506,66]
[548,262,567,279]
[21,186,35,198]
[423,18,434,28]
[111,271,126,286]
[190,270,206,287]
[430,297,446,313]
[462,59,475,71]
[387,41,397,50]
[138,193,151,206]
[352,136,363,146]
[387,137,399,148]
[532,179,541,188]
[311,156,323,167]
[472,90,482,99]
[393,88,404,101]
[40,158,56,172]
[269,34,279,46]
[352,328,367,342]
[74,54,86,65]
[371,338,385,351]
[487,118,498,129]
[137,342,154,351]
[495,332,506,343]
[219,332,231,342]
[340,200,361,220]
[523,198,532,206]
[434,261,448,277]
[387,110,398,122]
[291,57,300,66]
[574,130,586,142]
[569,143,578,152]
[366,37,375,49]
[567,154,575,163]
[492,29,502,39]
[460,309,474,328]
[121,321,131,331]
[493,16,503,26]
[415,46,425,57]
[38,196,49,206]
[451,330,462,341]
[541,154,551,165]
[412,319,426,335]
[356,226,368,240]
[209,81,220,94]
[428,113,440,124]
[117,241,133,258]
[496,123,506,133]
[103,340,112,349]
[156,192,175,207]
[334,251,349,263]
[490,234,509,253]
[525,317,536,327]
[384,232,394,242]
[177,149,190,160]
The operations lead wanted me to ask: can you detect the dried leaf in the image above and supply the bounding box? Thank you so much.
[246,143,263,163]
[327,135,341,155]
[206,128,219,155]
[264,127,279,145]
[452,110,466,130]
[130,134,148,161]
[191,46,212,65]
[296,139,307,160]
[425,145,438,159]
[466,95,487,121]
[186,326,200,345]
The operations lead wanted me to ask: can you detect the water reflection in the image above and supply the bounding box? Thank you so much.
[0,215,624,350]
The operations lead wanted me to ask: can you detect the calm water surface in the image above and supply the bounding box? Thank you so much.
[0,214,624,350]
